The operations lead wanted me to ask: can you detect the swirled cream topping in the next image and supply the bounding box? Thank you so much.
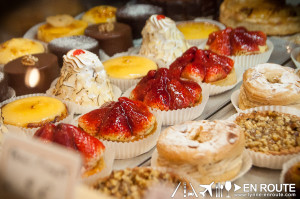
[52,49,114,106]
[139,15,189,66]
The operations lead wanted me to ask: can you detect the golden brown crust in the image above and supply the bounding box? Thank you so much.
[209,67,237,86]
[220,0,300,36]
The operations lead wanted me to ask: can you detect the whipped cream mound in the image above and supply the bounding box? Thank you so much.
[52,49,114,106]
[139,15,189,66]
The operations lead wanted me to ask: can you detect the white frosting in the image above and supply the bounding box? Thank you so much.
[139,15,189,65]
[52,49,114,106]
[163,120,240,155]
[247,63,300,94]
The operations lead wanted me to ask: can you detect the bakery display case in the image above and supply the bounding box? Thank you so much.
[0,0,300,198]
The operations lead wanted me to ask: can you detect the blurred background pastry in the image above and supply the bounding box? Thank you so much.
[81,5,117,24]
[37,14,88,43]
[116,4,163,39]
[48,35,99,67]
[220,0,300,36]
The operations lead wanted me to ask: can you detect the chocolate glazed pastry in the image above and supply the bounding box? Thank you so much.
[85,22,133,57]
[4,53,60,96]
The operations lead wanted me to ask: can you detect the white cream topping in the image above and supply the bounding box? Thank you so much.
[52,49,114,106]
[139,15,189,65]
[247,63,300,94]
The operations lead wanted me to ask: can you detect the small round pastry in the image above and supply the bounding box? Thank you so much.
[0,38,45,65]
[0,72,9,102]
[116,4,163,39]
[34,123,106,177]
[48,35,99,67]
[82,5,117,24]
[37,14,88,43]
[284,161,300,196]
[130,68,203,111]
[1,96,68,128]
[156,120,245,184]
[78,97,156,142]
[4,53,60,96]
[238,63,300,110]
[169,47,236,87]
[103,56,157,79]
[85,22,133,56]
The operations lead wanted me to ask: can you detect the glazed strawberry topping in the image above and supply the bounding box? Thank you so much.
[207,27,267,56]
[131,68,202,111]
[169,47,234,83]
[78,97,155,141]
[73,49,85,56]
[156,15,166,20]
[34,123,105,170]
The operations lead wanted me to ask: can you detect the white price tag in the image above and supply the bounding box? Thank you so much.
[0,133,82,199]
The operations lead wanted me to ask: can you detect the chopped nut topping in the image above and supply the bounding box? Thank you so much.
[98,23,114,33]
[93,167,184,199]
[21,55,38,66]
[235,111,300,155]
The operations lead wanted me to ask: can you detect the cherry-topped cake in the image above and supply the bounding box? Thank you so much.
[169,47,236,86]
[78,97,156,142]
[206,27,267,56]
[34,123,105,177]
[130,68,202,111]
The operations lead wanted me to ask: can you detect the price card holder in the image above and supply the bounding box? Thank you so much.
[0,133,82,199]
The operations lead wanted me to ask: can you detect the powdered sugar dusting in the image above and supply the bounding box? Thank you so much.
[248,63,300,93]
[162,120,241,155]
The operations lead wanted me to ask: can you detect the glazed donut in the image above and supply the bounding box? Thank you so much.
[239,63,300,110]
[156,120,245,184]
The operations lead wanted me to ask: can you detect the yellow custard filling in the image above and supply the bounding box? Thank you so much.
[2,96,67,127]
[177,22,220,40]
[103,56,157,79]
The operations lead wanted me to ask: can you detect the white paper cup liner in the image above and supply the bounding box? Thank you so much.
[73,113,162,159]
[81,147,115,186]
[280,156,300,184]
[0,93,74,137]
[231,89,242,112]
[199,65,243,96]
[230,40,274,70]
[123,85,209,126]
[109,77,140,93]
[227,105,300,169]
[187,39,207,49]
[47,84,122,115]
[151,149,252,187]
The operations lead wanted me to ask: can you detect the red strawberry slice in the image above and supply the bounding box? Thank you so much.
[34,123,56,142]
[99,102,132,141]
[119,97,154,136]
[204,64,227,83]
[181,62,205,82]
[207,28,232,56]
[167,79,195,110]
[206,50,234,74]
[54,123,77,150]
[78,102,115,136]
[181,80,202,104]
